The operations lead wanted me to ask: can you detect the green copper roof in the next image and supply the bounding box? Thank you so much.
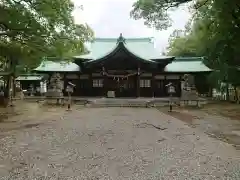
[34,61,80,72]
[164,57,212,72]
[74,34,173,62]
[16,75,43,81]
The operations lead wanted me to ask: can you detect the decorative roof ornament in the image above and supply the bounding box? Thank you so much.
[117,33,126,44]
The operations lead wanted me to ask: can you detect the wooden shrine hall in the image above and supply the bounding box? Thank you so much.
[34,33,212,97]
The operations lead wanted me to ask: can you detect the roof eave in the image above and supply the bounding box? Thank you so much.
[73,56,92,60]
[34,69,80,72]
[34,60,80,72]
[164,70,213,73]
[153,57,175,66]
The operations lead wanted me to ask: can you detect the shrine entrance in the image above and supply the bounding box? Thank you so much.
[107,76,137,97]
[104,70,138,97]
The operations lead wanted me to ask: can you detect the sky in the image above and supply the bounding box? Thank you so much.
[72,0,191,53]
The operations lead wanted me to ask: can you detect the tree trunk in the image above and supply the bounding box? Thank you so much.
[208,87,213,97]
[226,82,230,101]
[11,58,16,97]
[234,86,239,103]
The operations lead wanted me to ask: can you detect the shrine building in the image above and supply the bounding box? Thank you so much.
[34,34,212,97]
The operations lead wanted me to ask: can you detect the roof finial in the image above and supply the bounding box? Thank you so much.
[117,33,125,44]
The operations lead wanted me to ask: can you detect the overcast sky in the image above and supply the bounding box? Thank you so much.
[72,0,191,52]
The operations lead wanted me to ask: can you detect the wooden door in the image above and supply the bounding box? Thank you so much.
[78,79,92,96]
[155,80,166,97]
[119,77,137,97]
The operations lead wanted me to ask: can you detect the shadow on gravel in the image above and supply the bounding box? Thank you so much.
[158,105,240,150]
[0,107,21,123]
[23,123,42,129]
[202,102,240,120]
[0,101,58,135]
[0,122,44,134]
[159,108,199,127]
[135,123,167,130]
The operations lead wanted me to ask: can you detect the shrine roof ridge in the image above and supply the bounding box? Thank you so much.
[94,37,153,42]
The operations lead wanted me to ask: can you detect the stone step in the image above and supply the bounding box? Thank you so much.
[86,100,169,108]
[89,104,156,108]
[87,100,206,108]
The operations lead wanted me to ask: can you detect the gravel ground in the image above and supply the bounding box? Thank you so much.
[162,107,240,148]
[0,107,240,179]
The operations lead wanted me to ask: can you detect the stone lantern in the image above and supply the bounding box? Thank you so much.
[66,82,75,110]
[166,82,176,112]
[46,73,64,104]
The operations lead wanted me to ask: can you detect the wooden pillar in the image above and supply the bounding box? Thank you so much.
[152,73,155,97]
[179,75,182,98]
[164,75,167,97]
[48,73,52,88]
[137,67,140,97]
[103,67,107,97]
[78,72,81,96]
[89,72,92,96]
[63,73,66,96]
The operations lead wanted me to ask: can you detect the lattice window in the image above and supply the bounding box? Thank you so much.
[140,79,151,87]
[93,79,103,87]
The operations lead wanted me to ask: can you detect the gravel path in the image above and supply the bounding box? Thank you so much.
[0,107,239,179]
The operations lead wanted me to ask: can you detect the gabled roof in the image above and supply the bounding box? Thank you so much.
[74,34,173,63]
[164,57,212,73]
[34,60,80,72]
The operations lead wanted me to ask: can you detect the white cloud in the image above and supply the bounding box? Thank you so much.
[72,0,191,52]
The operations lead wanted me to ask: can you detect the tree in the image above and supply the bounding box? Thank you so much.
[131,0,192,30]
[0,0,94,68]
[167,29,200,56]
[0,0,94,100]
[131,0,240,30]
[163,0,240,101]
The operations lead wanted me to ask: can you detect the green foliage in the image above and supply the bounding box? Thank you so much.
[132,0,240,65]
[167,32,201,57]
[167,0,240,89]
[131,0,192,30]
[0,0,94,69]
[132,0,240,100]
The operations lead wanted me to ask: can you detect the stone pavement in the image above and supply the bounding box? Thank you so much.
[0,107,239,179]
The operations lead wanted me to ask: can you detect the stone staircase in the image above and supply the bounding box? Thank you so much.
[85,97,207,108]
[85,98,169,108]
